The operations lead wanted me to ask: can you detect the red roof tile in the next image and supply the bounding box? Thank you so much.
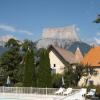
[82,46,100,67]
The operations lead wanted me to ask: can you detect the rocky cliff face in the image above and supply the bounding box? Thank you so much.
[37,38,73,49]
[36,26,91,55]
[37,39,91,54]
[37,26,80,49]
[42,26,80,41]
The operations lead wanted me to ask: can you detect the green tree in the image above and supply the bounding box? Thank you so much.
[64,66,75,87]
[5,38,20,50]
[94,15,100,23]
[37,48,52,87]
[71,64,85,86]
[64,64,97,87]
[22,39,36,52]
[82,65,97,86]
[52,74,62,88]
[0,39,22,85]
[23,48,36,87]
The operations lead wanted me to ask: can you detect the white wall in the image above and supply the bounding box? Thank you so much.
[78,68,100,86]
[90,68,100,85]
[49,51,65,74]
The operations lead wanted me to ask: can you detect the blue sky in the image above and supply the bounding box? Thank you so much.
[0,0,100,43]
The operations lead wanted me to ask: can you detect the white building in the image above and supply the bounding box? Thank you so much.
[79,46,100,86]
[48,45,83,74]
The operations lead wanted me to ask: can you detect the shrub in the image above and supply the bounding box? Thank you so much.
[14,82,23,87]
[52,74,62,88]
[95,85,100,98]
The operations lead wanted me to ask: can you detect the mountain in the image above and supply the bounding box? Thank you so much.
[37,25,80,49]
[36,38,91,55]
[36,25,91,55]
[36,38,73,49]
[0,46,8,56]
[67,41,91,55]
[42,25,80,41]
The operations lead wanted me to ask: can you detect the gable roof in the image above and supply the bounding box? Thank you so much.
[82,46,100,67]
[48,45,76,64]
[75,47,83,63]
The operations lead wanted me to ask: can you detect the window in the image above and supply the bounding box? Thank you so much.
[54,64,56,67]
[89,80,94,86]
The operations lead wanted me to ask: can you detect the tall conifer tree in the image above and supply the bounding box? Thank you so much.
[23,49,36,87]
[37,48,51,87]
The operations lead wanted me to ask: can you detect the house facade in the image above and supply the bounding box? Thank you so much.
[48,45,83,74]
[49,50,65,74]
[79,46,100,86]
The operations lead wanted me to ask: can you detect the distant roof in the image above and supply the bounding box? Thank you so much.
[82,46,100,67]
[74,47,83,63]
[48,45,76,64]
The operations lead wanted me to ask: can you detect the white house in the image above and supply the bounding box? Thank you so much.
[79,46,100,86]
[48,45,83,74]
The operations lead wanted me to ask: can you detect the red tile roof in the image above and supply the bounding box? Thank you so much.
[82,46,100,67]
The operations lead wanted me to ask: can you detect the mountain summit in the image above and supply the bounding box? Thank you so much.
[37,25,80,49]
[36,25,91,55]
[42,25,80,41]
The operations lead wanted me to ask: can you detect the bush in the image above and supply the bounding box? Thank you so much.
[95,85,100,98]
[52,74,62,88]
[14,82,23,87]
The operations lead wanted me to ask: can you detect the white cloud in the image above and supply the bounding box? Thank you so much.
[0,24,16,32]
[0,24,33,36]
[97,32,100,36]
[94,38,100,45]
[76,27,80,31]
[18,30,33,35]
[73,24,80,31]
[0,34,16,42]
